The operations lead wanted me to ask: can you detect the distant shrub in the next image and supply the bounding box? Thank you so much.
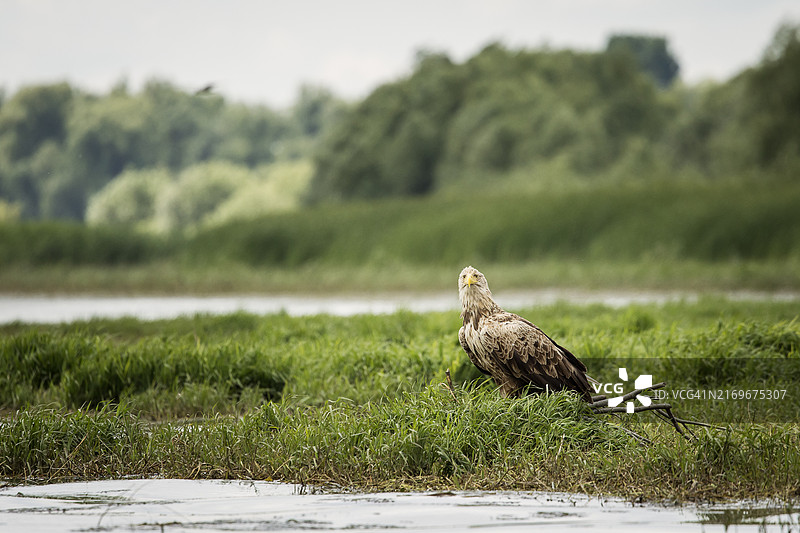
[86,167,170,228]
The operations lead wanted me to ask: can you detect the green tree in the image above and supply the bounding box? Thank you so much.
[661,23,800,179]
[308,51,463,202]
[292,85,342,137]
[745,23,800,171]
[606,34,680,88]
[0,83,72,161]
[0,77,333,221]
[139,80,223,170]
[311,42,669,202]
[52,94,150,219]
[213,104,290,167]
[0,83,73,217]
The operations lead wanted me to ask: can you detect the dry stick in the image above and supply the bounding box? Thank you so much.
[667,408,697,439]
[448,372,716,441]
[671,416,724,429]
[589,381,697,439]
[594,402,690,435]
[654,407,697,439]
[653,408,725,432]
[587,381,714,440]
[443,369,458,403]
[596,403,691,439]
[588,382,668,409]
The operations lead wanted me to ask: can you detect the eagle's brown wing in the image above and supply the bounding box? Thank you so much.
[482,312,592,400]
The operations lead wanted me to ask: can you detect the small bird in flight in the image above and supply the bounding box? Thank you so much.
[194,83,215,95]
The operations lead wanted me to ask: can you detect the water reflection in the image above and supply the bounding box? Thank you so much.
[695,504,799,528]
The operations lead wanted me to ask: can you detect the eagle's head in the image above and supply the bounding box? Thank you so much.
[458,266,496,316]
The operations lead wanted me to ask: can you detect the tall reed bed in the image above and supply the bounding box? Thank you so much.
[2,180,799,270]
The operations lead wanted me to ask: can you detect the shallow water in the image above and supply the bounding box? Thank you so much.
[0,479,797,532]
[2,289,797,324]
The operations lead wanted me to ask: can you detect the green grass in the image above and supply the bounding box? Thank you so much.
[2,299,797,416]
[0,310,456,414]
[1,299,799,501]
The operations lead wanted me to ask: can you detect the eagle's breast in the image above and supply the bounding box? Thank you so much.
[461,319,485,358]
[462,315,506,375]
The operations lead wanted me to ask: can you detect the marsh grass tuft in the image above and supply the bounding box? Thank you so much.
[2,389,798,501]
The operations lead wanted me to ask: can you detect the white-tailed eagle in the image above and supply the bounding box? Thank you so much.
[458,266,592,401]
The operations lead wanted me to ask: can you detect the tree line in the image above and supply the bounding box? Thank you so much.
[1,26,798,225]
[308,26,800,202]
[0,81,343,223]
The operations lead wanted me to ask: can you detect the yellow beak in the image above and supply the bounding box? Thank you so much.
[465,273,477,287]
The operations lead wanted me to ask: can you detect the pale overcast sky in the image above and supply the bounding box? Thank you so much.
[2,0,798,108]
